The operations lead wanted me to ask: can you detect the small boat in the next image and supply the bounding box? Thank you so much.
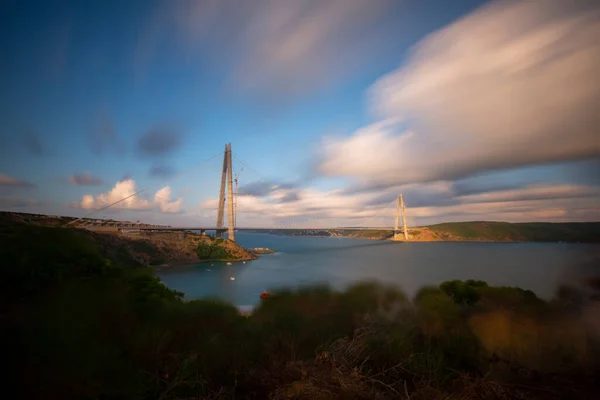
[230,276,236,281]
[226,262,232,265]
[243,261,246,264]
[260,291,272,300]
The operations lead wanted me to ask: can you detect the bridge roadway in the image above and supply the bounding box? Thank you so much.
[123,226,404,232]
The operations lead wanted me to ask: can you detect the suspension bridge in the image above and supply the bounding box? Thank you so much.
[70,143,410,241]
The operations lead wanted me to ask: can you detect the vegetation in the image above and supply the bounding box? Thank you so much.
[196,240,234,260]
[428,221,600,242]
[3,223,600,399]
[341,229,394,240]
[267,222,600,242]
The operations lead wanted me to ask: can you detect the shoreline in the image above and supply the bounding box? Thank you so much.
[253,233,594,244]
[155,247,277,268]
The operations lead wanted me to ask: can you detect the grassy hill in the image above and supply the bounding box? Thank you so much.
[427,221,600,243]
[337,221,600,243]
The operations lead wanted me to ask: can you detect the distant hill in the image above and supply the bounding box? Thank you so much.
[263,222,600,243]
[376,221,600,243]
[2,212,599,243]
[423,221,600,243]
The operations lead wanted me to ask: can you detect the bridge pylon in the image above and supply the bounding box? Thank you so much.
[393,194,409,241]
[216,143,236,241]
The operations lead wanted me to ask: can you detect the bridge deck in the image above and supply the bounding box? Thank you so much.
[123,227,405,232]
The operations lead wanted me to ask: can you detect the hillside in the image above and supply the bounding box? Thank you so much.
[273,222,600,243]
[424,221,600,243]
[0,216,256,267]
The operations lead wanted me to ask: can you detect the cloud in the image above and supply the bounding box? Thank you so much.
[154,186,183,213]
[79,178,182,213]
[280,191,301,203]
[238,180,296,197]
[405,196,600,225]
[138,127,182,157]
[0,173,35,188]
[88,116,123,155]
[363,182,457,208]
[68,172,103,186]
[319,0,600,186]
[452,180,523,197]
[199,180,600,228]
[458,184,600,204]
[138,0,399,102]
[149,163,176,178]
[201,183,425,228]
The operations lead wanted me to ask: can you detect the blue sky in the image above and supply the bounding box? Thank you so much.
[1,0,599,227]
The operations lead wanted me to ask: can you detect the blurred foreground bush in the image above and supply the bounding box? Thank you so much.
[2,225,600,399]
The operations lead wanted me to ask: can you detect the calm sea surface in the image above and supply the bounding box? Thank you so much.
[156,233,600,308]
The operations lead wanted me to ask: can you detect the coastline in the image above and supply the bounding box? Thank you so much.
[255,222,600,243]
[155,247,277,269]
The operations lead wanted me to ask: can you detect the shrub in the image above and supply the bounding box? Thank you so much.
[440,280,482,306]
[195,241,233,260]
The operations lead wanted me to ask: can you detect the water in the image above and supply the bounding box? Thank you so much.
[156,232,600,308]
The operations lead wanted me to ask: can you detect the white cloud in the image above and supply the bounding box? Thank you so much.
[154,186,183,213]
[319,0,600,186]
[79,178,182,213]
[200,184,386,227]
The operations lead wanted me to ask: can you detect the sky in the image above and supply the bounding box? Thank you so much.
[1,0,599,228]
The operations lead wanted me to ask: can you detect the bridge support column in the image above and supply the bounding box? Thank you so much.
[215,143,236,241]
[226,144,235,241]
[216,144,228,238]
[393,194,409,241]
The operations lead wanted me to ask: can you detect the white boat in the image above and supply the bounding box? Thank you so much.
[230,276,235,281]
[226,262,232,265]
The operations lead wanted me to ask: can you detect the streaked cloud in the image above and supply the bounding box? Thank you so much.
[319,0,600,186]
[138,0,399,102]
[201,185,375,224]
[238,181,297,197]
[0,173,35,188]
[458,184,600,204]
[199,181,600,227]
[78,178,182,213]
[68,172,103,186]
